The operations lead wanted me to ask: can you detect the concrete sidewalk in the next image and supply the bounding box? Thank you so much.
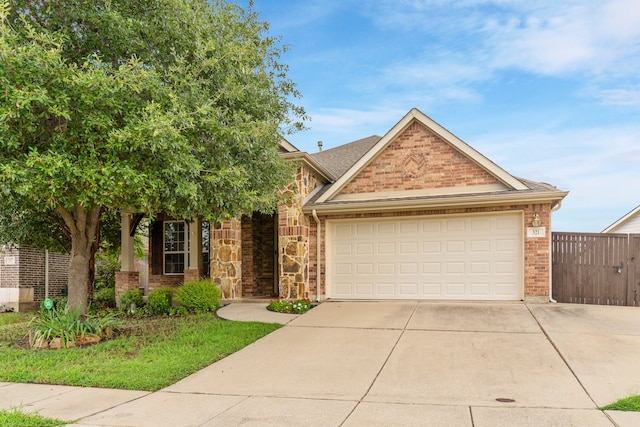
[2,302,640,426]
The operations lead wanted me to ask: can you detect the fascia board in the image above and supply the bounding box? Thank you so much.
[602,204,640,232]
[280,152,335,182]
[304,190,569,215]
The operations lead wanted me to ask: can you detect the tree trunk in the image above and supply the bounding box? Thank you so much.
[57,205,102,314]
[67,236,92,313]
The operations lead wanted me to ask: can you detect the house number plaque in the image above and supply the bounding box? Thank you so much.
[526,227,546,238]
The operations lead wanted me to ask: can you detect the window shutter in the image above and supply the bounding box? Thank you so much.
[151,220,164,275]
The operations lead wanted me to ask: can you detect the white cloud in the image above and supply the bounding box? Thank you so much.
[590,87,640,107]
[359,0,640,101]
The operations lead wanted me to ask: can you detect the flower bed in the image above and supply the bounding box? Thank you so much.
[267,298,313,314]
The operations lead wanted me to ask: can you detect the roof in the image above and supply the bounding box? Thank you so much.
[602,204,640,233]
[301,108,568,213]
[310,136,381,179]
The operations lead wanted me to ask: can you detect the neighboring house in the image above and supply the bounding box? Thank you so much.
[602,205,640,233]
[116,108,568,302]
[0,245,70,311]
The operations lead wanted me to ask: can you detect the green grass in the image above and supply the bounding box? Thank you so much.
[0,314,280,391]
[600,395,640,412]
[0,408,69,426]
[0,312,32,327]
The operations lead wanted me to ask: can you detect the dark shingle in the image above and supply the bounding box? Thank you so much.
[310,135,381,179]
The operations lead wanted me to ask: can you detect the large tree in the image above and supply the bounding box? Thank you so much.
[0,0,304,313]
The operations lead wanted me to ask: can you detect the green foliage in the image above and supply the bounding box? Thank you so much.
[267,298,312,314]
[93,287,116,309]
[119,289,144,313]
[0,0,305,314]
[29,305,122,348]
[175,280,220,314]
[1,314,280,391]
[94,245,120,291]
[52,297,68,311]
[600,395,640,412]
[147,287,174,315]
[0,407,69,426]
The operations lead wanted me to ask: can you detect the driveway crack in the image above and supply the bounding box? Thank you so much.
[338,302,420,426]
[525,304,619,427]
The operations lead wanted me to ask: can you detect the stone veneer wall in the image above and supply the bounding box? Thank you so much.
[210,219,242,299]
[276,165,323,299]
[309,203,554,299]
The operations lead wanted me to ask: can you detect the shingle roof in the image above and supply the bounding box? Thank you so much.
[310,135,381,179]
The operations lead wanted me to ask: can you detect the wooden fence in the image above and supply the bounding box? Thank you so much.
[552,232,640,306]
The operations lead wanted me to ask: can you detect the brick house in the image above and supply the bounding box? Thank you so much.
[0,246,70,311]
[116,108,568,302]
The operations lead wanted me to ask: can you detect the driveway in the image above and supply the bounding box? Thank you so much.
[10,302,640,426]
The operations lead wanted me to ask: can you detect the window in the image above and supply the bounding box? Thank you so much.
[162,220,210,275]
[164,221,185,274]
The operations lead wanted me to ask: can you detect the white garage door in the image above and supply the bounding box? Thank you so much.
[328,213,522,300]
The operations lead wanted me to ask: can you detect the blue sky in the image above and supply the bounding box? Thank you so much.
[241,0,640,232]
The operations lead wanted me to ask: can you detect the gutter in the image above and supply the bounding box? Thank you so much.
[312,210,321,302]
[304,190,569,215]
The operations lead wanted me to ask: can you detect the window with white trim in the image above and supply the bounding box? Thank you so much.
[164,221,185,274]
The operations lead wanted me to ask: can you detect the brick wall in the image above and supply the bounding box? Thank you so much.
[341,122,499,194]
[0,246,69,302]
[241,213,277,297]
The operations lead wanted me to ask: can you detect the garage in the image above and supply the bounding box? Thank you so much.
[328,212,523,300]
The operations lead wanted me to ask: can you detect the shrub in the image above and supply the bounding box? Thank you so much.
[148,287,174,315]
[93,287,116,309]
[175,280,220,313]
[119,289,144,313]
[29,305,123,348]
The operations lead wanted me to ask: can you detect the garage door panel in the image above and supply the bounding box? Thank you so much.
[356,223,374,235]
[400,242,418,254]
[378,263,395,274]
[377,242,395,255]
[423,262,441,274]
[423,241,441,253]
[329,213,522,300]
[335,263,352,275]
[446,241,465,253]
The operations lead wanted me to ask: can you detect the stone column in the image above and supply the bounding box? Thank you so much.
[210,219,242,299]
[115,211,139,306]
[184,219,203,283]
[278,226,308,299]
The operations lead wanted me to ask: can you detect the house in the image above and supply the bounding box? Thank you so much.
[0,245,70,311]
[116,108,568,302]
[603,205,640,233]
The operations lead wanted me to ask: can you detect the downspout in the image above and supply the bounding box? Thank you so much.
[312,210,321,302]
[548,201,562,303]
[45,249,49,300]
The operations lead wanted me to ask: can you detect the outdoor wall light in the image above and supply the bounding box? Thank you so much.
[531,213,542,227]
[614,264,623,274]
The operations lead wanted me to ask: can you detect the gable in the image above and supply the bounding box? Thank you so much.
[335,121,506,200]
[314,108,528,205]
[603,205,640,233]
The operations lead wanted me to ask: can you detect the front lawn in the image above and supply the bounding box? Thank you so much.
[0,313,280,391]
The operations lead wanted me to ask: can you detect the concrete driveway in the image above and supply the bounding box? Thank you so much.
[6,302,640,426]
